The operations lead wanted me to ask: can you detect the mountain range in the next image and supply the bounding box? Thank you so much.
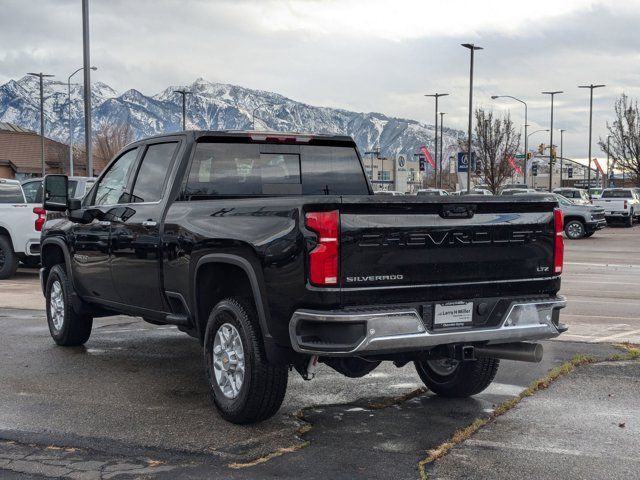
[0,76,464,161]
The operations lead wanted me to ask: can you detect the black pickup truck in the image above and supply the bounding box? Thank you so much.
[40,130,566,424]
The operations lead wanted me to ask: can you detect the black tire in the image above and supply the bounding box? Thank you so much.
[415,357,500,397]
[204,297,288,424]
[564,219,585,239]
[625,213,633,228]
[45,264,93,346]
[0,236,19,279]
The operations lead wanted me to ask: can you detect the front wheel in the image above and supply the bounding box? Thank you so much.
[564,219,585,239]
[204,297,288,424]
[0,236,18,279]
[45,264,93,346]
[415,357,499,397]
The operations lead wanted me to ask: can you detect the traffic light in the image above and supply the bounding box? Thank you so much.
[532,164,538,176]
[419,157,426,172]
[537,143,545,154]
[551,147,557,159]
[527,152,532,160]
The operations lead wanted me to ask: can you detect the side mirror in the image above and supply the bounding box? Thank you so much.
[43,175,69,211]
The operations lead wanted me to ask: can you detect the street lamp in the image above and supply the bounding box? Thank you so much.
[491,95,528,185]
[424,93,449,188]
[68,66,97,175]
[82,0,93,176]
[173,89,192,131]
[578,84,606,191]
[542,91,563,191]
[462,43,482,192]
[439,112,446,188]
[27,72,55,176]
[252,103,276,130]
[559,129,566,188]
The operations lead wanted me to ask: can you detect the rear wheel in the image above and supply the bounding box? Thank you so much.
[625,213,633,227]
[415,357,500,397]
[204,297,288,424]
[0,236,19,279]
[564,219,585,239]
[45,264,93,346]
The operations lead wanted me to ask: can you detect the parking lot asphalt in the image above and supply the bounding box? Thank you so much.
[0,224,638,479]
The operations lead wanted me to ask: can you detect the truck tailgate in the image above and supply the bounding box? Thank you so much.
[339,195,558,289]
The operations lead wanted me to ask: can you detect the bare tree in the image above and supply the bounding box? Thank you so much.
[93,121,134,166]
[468,109,521,194]
[599,94,640,186]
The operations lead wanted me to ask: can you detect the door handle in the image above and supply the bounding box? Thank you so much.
[97,220,111,227]
[142,220,157,228]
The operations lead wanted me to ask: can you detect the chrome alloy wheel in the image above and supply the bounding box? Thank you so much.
[50,280,65,331]
[212,322,245,399]
[566,221,584,239]
[427,358,459,376]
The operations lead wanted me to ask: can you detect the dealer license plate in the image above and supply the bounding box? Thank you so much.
[434,302,474,328]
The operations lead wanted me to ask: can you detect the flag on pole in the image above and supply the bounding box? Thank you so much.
[420,146,435,168]
[508,156,522,174]
[593,158,605,174]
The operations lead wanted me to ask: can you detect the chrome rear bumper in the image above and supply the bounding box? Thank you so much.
[289,297,566,356]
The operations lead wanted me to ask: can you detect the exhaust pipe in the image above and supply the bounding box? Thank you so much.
[474,342,543,363]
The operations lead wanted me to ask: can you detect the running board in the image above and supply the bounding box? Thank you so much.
[164,314,190,326]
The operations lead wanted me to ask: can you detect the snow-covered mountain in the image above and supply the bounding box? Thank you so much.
[0,76,463,159]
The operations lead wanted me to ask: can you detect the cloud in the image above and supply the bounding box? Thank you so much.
[1,0,639,161]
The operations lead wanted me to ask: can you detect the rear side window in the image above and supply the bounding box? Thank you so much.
[0,182,24,203]
[185,142,368,197]
[602,190,632,198]
[22,180,42,203]
[129,142,178,203]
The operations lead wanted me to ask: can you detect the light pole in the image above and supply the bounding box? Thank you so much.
[439,112,446,188]
[542,91,563,191]
[173,89,192,130]
[27,72,55,176]
[424,93,448,188]
[252,103,276,130]
[559,129,566,187]
[68,66,96,175]
[605,135,611,188]
[491,95,528,185]
[578,84,605,191]
[82,0,93,176]
[462,43,482,192]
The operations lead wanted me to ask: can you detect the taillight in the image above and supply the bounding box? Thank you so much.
[305,210,339,286]
[554,208,564,274]
[624,200,628,209]
[34,207,46,232]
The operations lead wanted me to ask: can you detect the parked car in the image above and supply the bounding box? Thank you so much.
[501,188,537,195]
[553,188,591,205]
[416,188,449,196]
[21,176,96,204]
[374,190,403,196]
[39,130,567,424]
[592,188,640,227]
[517,192,606,239]
[501,183,528,191]
[0,179,43,278]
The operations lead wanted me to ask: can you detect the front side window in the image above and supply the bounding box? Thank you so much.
[0,182,24,203]
[129,142,178,203]
[93,148,138,206]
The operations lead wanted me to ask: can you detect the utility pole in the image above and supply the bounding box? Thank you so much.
[27,72,54,177]
[82,0,93,176]
[424,93,448,188]
[174,89,192,130]
[462,43,482,192]
[578,84,605,191]
[542,91,562,191]
[560,129,566,188]
[605,135,611,188]
[365,147,381,188]
[439,112,446,188]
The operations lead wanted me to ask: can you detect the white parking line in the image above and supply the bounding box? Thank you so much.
[565,262,640,268]
[589,328,640,343]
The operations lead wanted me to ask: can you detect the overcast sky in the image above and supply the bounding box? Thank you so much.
[2,0,639,162]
